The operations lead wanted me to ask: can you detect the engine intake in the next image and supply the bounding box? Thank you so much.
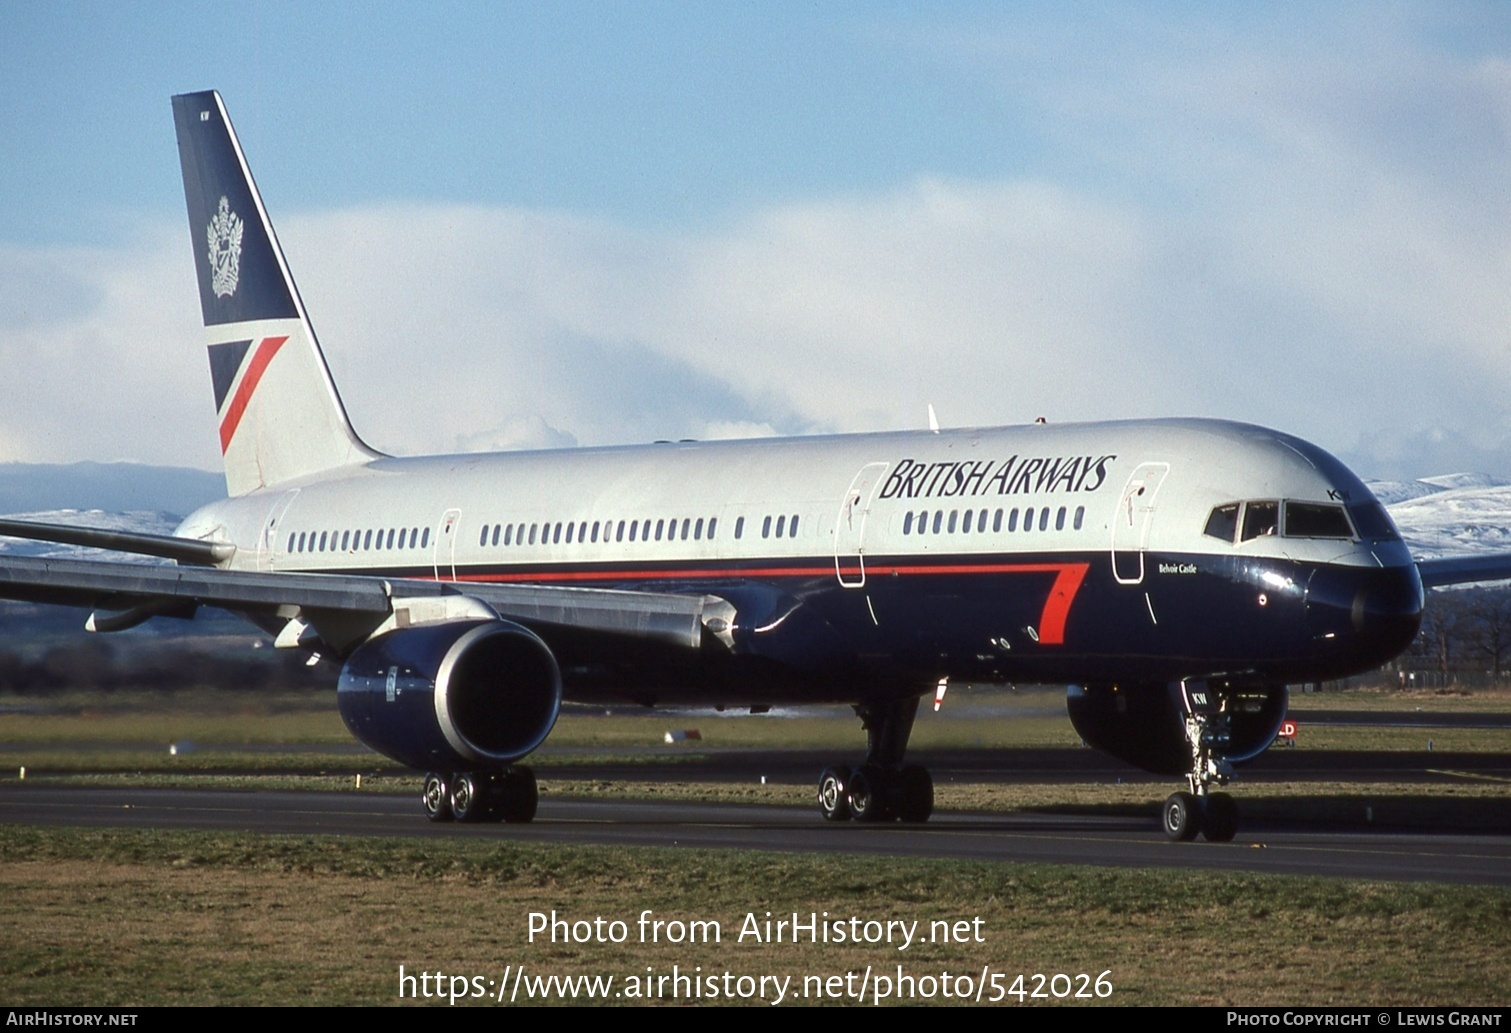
[337,619,562,771]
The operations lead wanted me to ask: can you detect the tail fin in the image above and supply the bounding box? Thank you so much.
[172,90,379,497]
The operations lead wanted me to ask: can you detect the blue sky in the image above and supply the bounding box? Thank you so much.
[2,2,1510,479]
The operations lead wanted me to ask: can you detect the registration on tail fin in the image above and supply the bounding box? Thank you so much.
[172,90,378,497]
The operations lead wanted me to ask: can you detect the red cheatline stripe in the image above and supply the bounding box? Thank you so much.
[218,335,288,453]
[450,559,1091,646]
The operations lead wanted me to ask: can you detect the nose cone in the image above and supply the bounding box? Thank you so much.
[1306,563,1424,672]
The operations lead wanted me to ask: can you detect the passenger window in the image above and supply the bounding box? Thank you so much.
[1007,509,1018,532]
[947,511,958,533]
[1024,507,1034,532]
[655,519,664,541]
[903,512,914,535]
[1055,507,1065,531]
[616,520,626,542]
[1204,504,1239,543]
[529,524,538,546]
[931,511,942,534]
[790,514,799,536]
[1241,501,1279,541]
[1285,502,1353,539]
[1073,506,1084,530]
[694,517,704,540]
[918,510,929,533]
[775,515,786,538]
[479,526,489,547]
[762,516,772,538]
[734,516,743,539]
[993,509,1003,533]
[680,518,690,540]
[708,517,717,538]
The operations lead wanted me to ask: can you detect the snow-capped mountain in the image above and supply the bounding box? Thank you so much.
[1374,476,1511,561]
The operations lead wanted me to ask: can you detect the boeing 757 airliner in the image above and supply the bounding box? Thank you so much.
[0,91,1500,841]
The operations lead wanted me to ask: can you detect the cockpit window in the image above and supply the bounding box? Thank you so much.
[1240,501,1279,541]
[1346,500,1400,541]
[1203,503,1239,543]
[1284,501,1353,539]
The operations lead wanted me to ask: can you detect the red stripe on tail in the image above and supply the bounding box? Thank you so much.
[217,335,288,453]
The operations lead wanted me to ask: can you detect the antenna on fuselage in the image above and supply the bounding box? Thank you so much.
[927,404,940,434]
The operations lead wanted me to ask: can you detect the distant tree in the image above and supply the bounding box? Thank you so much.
[1417,589,1471,679]
[1464,586,1511,678]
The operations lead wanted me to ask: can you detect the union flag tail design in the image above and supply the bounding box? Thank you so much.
[173,90,379,497]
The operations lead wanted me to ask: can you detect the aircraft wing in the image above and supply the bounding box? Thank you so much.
[1415,554,1511,589]
[0,552,733,655]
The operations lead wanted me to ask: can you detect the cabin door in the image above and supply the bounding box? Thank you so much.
[257,490,299,571]
[835,462,890,588]
[434,508,461,582]
[1111,462,1169,585]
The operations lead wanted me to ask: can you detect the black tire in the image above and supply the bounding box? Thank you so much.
[498,766,539,824]
[895,764,934,823]
[422,772,453,823]
[1162,790,1201,842]
[450,772,483,823]
[1202,792,1238,843]
[848,765,890,822]
[817,766,852,822]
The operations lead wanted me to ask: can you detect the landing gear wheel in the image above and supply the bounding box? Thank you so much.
[422,772,453,823]
[450,772,483,823]
[895,764,933,823]
[817,766,852,822]
[497,766,539,824]
[1163,790,1201,842]
[1201,792,1238,843]
[848,765,890,822]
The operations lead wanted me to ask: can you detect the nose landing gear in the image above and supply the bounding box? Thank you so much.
[1163,682,1239,843]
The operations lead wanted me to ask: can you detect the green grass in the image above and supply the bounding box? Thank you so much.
[0,825,1506,1006]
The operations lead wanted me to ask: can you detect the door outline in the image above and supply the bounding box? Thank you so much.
[1111,462,1169,585]
[257,490,299,572]
[835,462,890,588]
[434,508,461,581]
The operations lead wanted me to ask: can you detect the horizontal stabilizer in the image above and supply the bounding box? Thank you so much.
[0,518,233,566]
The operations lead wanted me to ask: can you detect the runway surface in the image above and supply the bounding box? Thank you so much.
[3,784,1507,886]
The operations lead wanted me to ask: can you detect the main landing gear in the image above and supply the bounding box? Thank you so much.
[817,697,934,824]
[421,766,538,824]
[1162,684,1238,843]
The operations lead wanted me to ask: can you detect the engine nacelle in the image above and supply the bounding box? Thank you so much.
[1066,682,1287,776]
[337,619,562,771]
